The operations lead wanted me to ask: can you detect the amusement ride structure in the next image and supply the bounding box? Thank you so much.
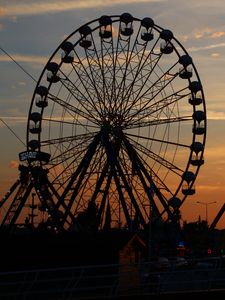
[0,13,207,235]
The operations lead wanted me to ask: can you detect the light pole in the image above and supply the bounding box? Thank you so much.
[196,201,216,224]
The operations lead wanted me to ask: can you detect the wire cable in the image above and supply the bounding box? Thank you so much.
[0,118,26,146]
[0,45,38,146]
[0,46,37,83]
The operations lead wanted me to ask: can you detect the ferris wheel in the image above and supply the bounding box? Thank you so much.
[1,13,206,232]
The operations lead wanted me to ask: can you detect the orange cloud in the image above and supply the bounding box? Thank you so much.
[210,31,225,38]
[194,28,211,40]
[196,184,225,192]
[207,110,225,120]
[193,29,225,40]
[211,53,220,58]
[0,6,6,16]
[9,160,19,169]
[195,33,204,39]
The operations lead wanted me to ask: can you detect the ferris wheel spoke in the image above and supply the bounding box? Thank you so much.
[48,134,101,186]
[130,66,179,108]
[112,33,143,114]
[121,134,174,217]
[70,53,106,115]
[112,30,136,113]
[85,160,112,227]
[112,169,133,229]
[59,67,103,117]
[72,149,107,216]
[121,48,162,113]
[70,179,92,221]
[49,143,91,173]
[99,41,113,111]
[126,137,184,176]
[125,87,189,126]
[48,154,89,190]
[55,131,102,224]
[47,94,100,124]
[97,172,113,229]
[93,33,114,110]
[117,29,162,105]
[124,62,179,120]
[45,178,77,224]
[89,161,110,203]
[126,115,192,130]
[56,77,102,120]
[82,44,110,115]
[126,132,190,149]
[113,27,143,113]
[113,36,132,109]
[42,117,99,130]
[59,68,96,109]
[109,37,118,112]
[41,131,98,146]
[100,130,133,228]
[85,38,107,110]
[58,147,106,216]
[115,60,141,114]
[49,154,83,188]
[119,147,156,218]
[121,134,174,195]
[121,146,162,220]
[102,130,146,228]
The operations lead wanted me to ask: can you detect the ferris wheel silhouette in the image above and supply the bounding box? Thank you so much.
[0,13,206,234]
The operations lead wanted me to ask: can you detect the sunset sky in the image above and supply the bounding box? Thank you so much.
[1,0,225,228]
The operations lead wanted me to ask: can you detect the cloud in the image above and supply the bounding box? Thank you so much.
[211,53,220,58]
[0,53,47,65]
[193,28,212,40]
[207,110,225,120]
[0,6,6,16]
[210,31,225,38]
[197,184,225,191]
[0,116,27,128]
[192,29,225,41]
[183,27,225,42]
[18,81,27,86]
[8,160,19,169]
[187,42,225,53]
[1,0,166,17]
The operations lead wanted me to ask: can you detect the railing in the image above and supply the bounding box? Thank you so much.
[1,257,225,299]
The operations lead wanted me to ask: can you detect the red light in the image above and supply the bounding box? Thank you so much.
[207,248,212,255]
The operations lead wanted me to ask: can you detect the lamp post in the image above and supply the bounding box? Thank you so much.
[196,201,216,224]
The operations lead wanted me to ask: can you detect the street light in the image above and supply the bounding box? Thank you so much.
[196,201,216,224]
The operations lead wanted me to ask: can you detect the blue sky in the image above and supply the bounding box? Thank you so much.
[1,0,225,227]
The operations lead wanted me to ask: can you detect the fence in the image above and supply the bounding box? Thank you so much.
[1,257,225,299]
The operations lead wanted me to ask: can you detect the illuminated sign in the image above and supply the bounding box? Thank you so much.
[19,151,50,163]
[19,151,39,161]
